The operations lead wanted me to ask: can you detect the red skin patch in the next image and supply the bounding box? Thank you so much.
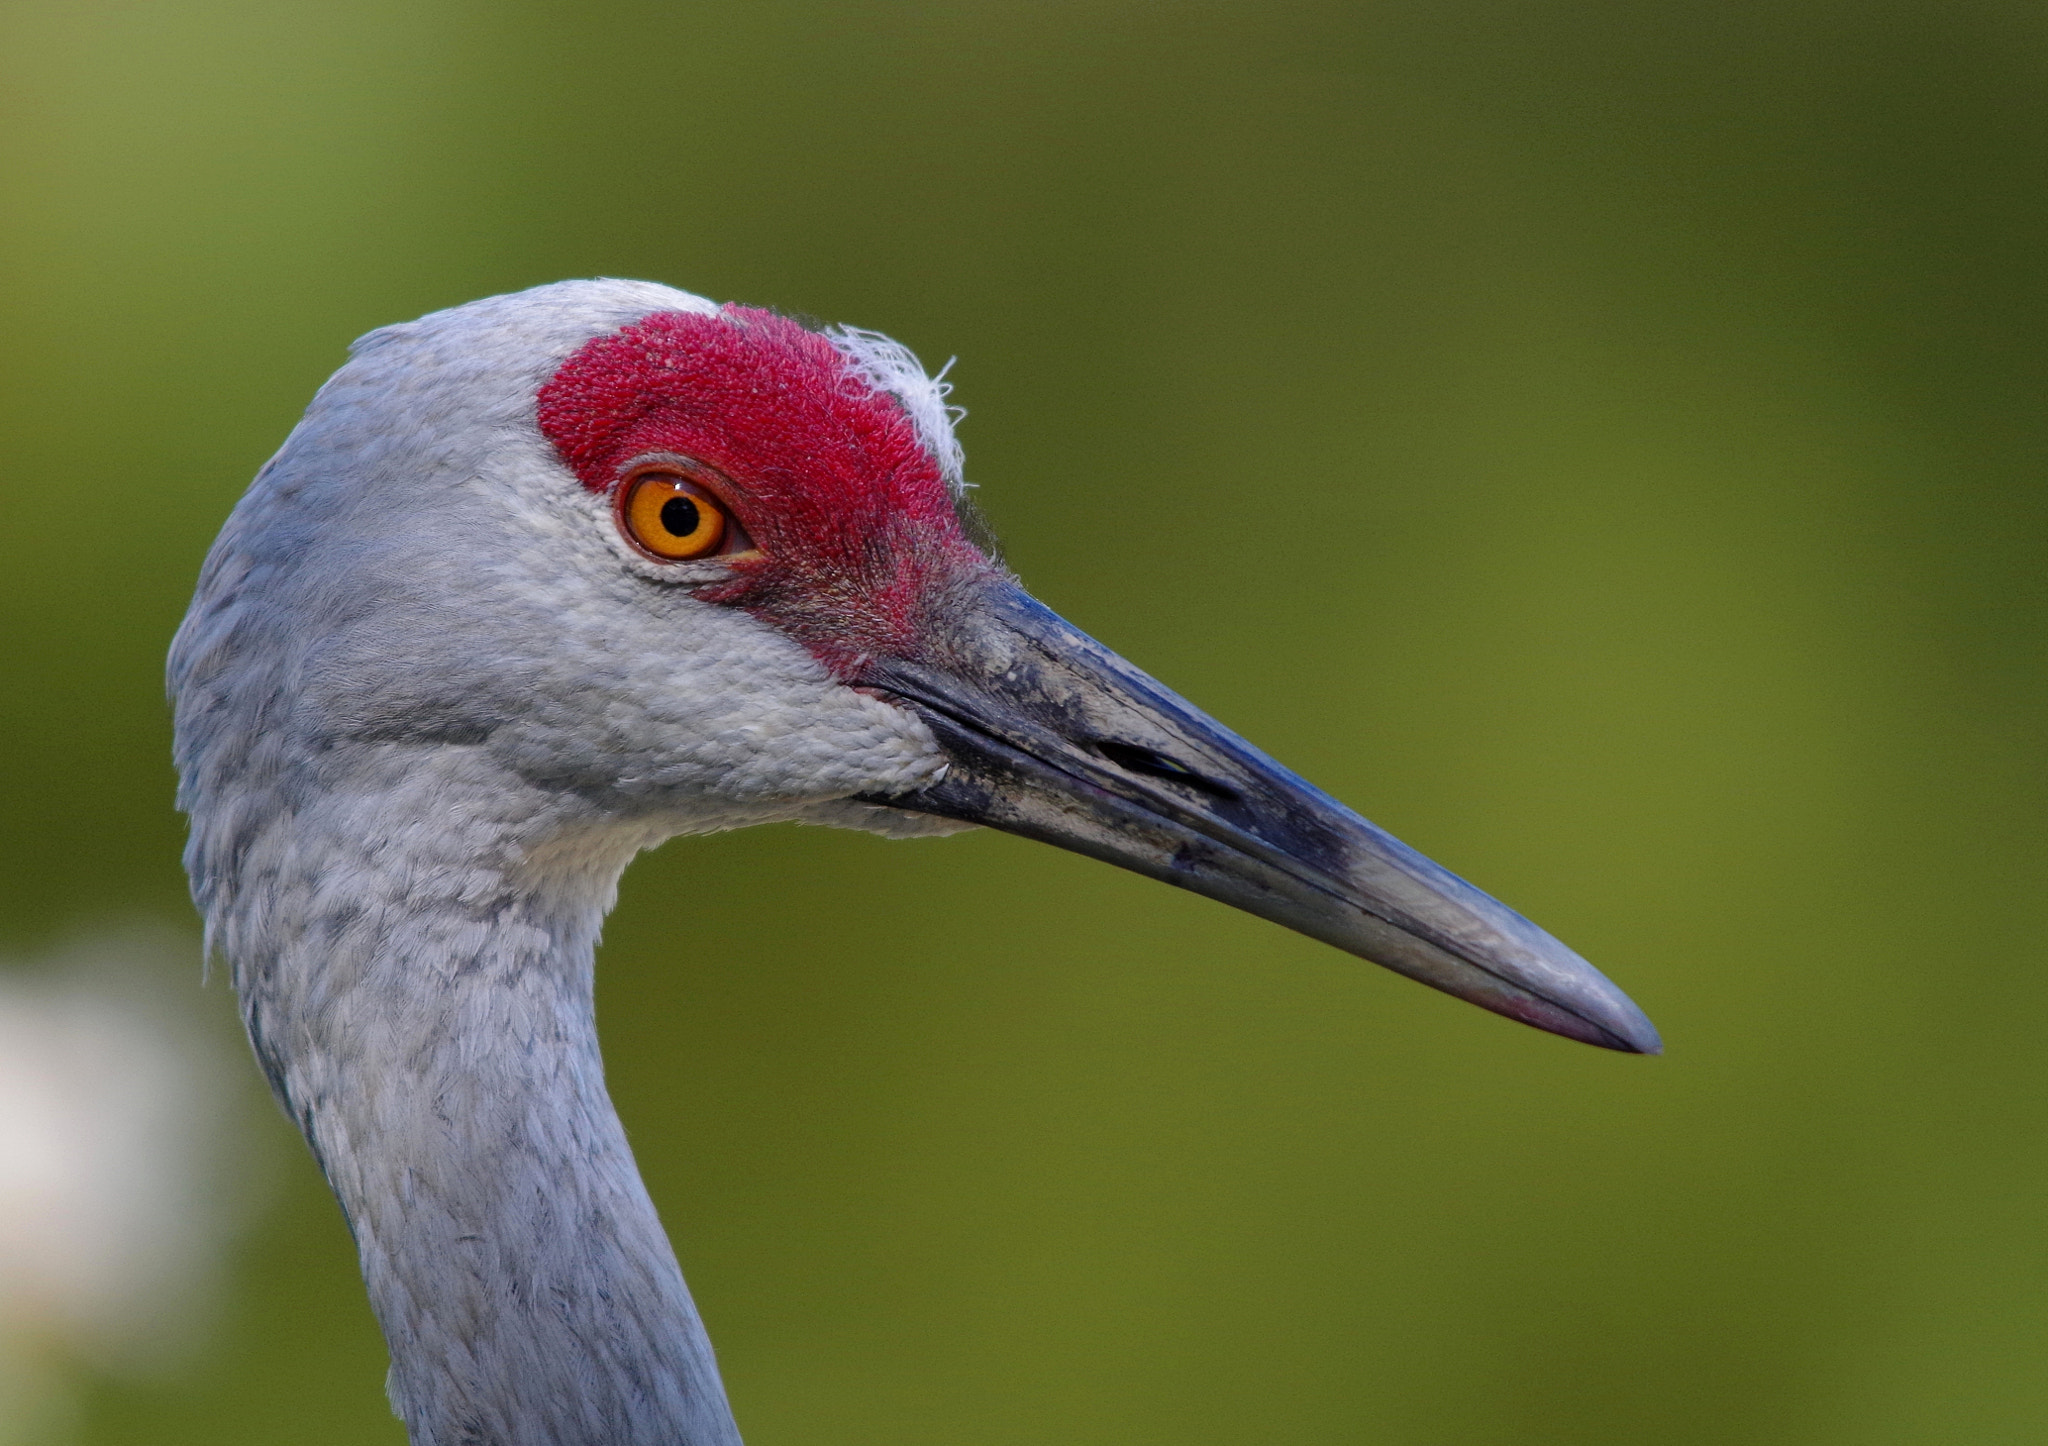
[538,306,995,675]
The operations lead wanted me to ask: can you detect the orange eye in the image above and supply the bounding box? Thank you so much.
[619,473,730,561]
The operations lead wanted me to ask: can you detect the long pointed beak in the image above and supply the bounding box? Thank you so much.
[857,582,1659,1054]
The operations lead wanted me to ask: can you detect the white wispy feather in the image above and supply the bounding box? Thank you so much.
[826,325,969,494]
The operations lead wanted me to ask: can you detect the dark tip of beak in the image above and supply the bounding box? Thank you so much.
[1508,982,1662,1055]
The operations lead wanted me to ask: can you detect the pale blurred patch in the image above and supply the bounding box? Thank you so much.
[0,928,268,1443]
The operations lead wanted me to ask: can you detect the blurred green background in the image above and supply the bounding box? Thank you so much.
[3,1,2046,1442]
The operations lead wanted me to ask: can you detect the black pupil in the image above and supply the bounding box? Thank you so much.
[659,495,701,538]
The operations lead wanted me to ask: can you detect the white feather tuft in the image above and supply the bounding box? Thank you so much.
[826,325,969,494]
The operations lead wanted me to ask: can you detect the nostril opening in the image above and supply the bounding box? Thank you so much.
[1094,740,1240,802]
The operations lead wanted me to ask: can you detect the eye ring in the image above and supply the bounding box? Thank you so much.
[615,468,748,562]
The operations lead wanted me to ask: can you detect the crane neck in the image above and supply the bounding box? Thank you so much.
[222,771,742,1446]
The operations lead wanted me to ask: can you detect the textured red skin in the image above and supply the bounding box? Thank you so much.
[537,306,994,675]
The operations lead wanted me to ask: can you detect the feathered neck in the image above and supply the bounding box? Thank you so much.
[194,752,744,1446]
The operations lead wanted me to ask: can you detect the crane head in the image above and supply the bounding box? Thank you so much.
[178,280,1657,1055]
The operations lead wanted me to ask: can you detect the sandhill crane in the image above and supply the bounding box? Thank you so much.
[168,280,1658,1446]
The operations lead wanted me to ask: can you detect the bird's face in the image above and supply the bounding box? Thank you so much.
[536,304,1004,682]
[226,283,1654,1053]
